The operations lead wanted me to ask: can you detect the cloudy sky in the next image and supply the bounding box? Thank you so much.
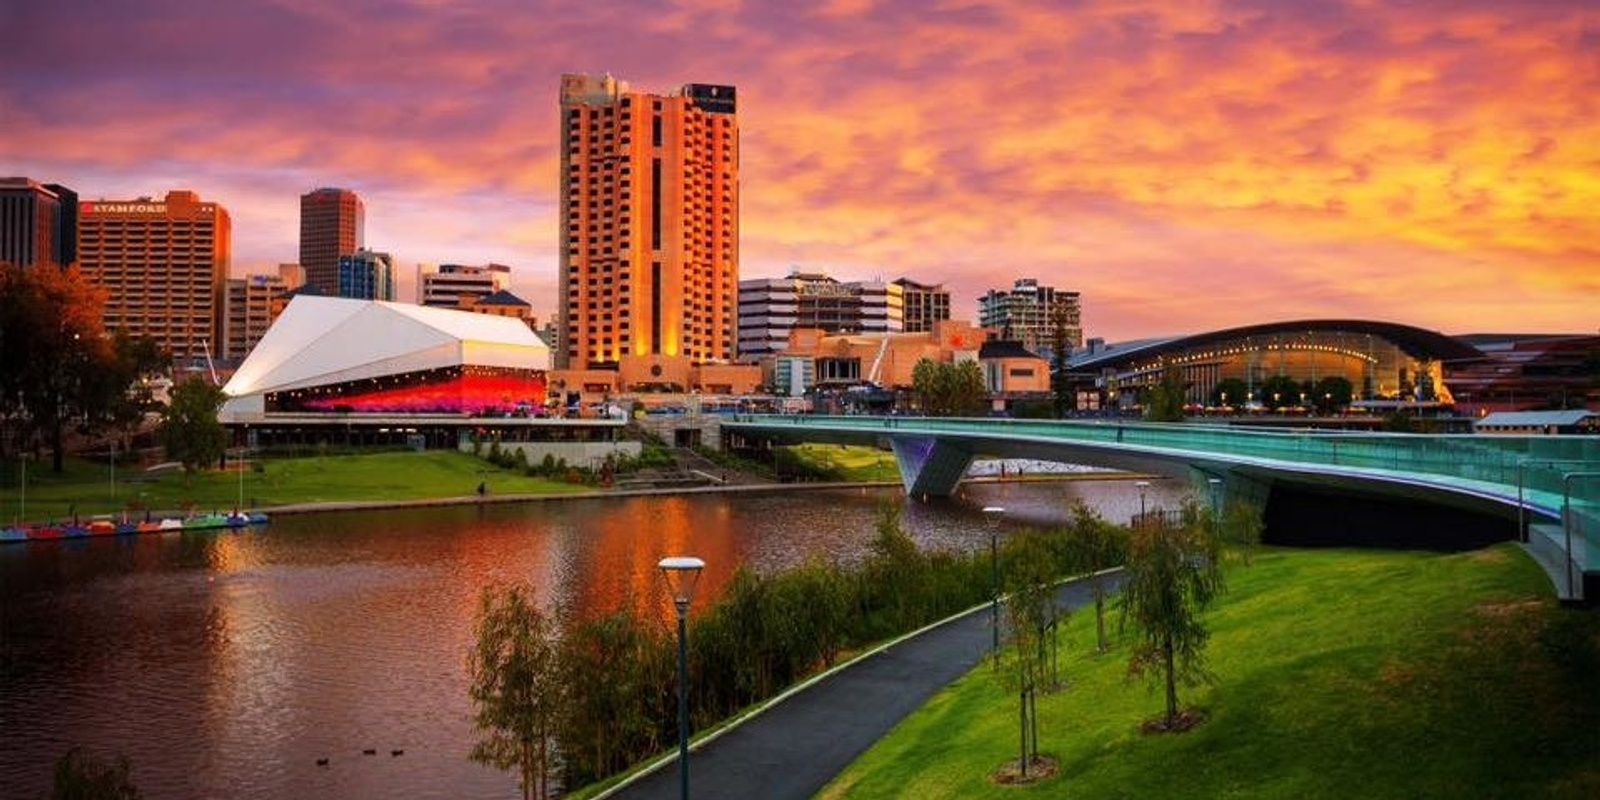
[3,0,1596,340]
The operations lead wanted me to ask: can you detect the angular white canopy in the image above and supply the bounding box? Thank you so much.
[220,295,549,420]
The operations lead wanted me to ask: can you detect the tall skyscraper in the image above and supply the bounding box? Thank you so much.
[337,248,394,301]
[78,191,231,363]
[299,187,364,295]
[977,278,1082,357]
[558,73,739,369]
[0,177,74,268]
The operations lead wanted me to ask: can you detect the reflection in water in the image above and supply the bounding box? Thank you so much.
[0,479,1188,799]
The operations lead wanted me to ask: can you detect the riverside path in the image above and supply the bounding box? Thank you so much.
[600,575,1117,800]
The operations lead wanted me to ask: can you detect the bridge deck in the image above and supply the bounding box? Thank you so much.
[726,415,1600,600]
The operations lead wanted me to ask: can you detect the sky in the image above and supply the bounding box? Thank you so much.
[2,0,1597,341]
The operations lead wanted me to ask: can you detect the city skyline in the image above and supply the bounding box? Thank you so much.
[3,0,1596,341]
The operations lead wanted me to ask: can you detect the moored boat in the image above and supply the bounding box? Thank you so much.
[1,526,28,543]
[183,514,232,530]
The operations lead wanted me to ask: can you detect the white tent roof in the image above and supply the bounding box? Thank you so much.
[221,296,548,415]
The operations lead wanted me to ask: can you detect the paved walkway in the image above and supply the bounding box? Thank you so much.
[602,574,1120,800]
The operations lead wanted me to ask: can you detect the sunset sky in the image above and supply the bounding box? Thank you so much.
[3,0,1596,341]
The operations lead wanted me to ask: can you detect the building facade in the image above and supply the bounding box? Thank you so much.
[78,191,231,364]
[1448,334,1600,414]
[558,73,739,370]
[1062,320,1484,414]
[338,249,395,301]
[895,277,951,334]
[223,263,305,360]
[977,278,1082,357]
[418,263,513,308]
[737,270,904,360]
[299,187,364,296]
[460,289,538,330]
[0,178,75,269]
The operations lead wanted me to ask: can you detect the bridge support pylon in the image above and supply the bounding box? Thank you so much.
[888,436,976,498]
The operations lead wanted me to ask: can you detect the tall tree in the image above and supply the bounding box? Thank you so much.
[1050,305,1075,418]
[1001,529,1060,776]
[161,375,227,473]
[1312,375,1354,414]
[1120,498,1224,731]
[1258,374,1301,410]
[1141,365,1188,422]
[0,264,119,471]
[1061,501,1128,653]
[1209,377,1250,408]
[468,584,564,800]
[911,358,988,417]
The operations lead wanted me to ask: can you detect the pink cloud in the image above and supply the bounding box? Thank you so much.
[2,0,1595,341]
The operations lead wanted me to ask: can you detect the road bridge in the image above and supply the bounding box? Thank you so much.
[723,415,1600,602]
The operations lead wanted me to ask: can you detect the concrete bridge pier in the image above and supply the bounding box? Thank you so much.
[888,436,976,498]
[1189,467,1272,519]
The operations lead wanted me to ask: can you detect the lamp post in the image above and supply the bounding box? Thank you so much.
[17,453,26,526]
[1134,480,1150,523]
[658,556,706,800]
[982,506,1005,663]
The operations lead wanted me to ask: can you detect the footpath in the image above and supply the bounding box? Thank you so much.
[600,574,1120,800]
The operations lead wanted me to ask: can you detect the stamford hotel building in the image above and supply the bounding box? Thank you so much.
[78,191,231,366]
[557,73,754,395]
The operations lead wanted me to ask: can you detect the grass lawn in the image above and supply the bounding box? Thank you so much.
[820,545,1600,800]
[786,443,901,482]
[1,450,588,522]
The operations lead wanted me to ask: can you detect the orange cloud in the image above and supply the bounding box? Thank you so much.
[2,0,1594,340]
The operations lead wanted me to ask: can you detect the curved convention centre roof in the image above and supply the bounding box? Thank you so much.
[1066,319,1482,371]
[221,295,549,418]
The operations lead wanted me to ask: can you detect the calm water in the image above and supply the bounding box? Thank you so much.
[0,478,1187,799]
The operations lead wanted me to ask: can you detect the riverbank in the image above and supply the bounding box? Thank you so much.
[3,448,1145,525]
[821,544,1600,800]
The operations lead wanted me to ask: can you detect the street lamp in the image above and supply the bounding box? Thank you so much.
[982,506,1005,663]
[1134,480,1150,522]
[658,555,706,800]
[1207,478,1223,531]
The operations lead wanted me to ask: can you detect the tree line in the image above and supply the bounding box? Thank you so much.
[0,263,224,478]
[469,493,1263,798]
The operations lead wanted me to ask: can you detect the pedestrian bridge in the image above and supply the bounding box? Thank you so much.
[722,415,1600,602]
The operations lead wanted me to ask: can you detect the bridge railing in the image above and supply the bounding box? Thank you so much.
[732,415,1600,558]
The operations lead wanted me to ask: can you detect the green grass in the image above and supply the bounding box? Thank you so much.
[821,545,1600,800]
[786,444,902,482]
[1,451,589,522]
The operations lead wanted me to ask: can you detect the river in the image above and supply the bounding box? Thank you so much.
[0,477,1188,799]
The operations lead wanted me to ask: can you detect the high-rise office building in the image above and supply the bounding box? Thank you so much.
[894,277,951,334]
[299,187,364,295]
[0,177,75,268]
[977,278,1082,358]
[78,191,231,363]
[224,264,305,360]
[737,270,904,360]
[418,263,512,308]
[337,248,394,301]
[558,73,739,369]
